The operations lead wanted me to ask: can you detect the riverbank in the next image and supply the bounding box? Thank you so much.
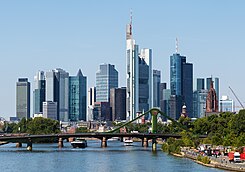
[170,149,245,171]
[0,141,8,145]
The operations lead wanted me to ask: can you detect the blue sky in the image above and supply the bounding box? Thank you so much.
[0,1,245,119]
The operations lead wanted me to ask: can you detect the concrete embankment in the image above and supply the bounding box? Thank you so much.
[171,150,245,172]
[0,141,8,145]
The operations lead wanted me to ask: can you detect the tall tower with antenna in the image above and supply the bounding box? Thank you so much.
[170,38,193,119]
[126,11,152,121]
[175,37,179,53]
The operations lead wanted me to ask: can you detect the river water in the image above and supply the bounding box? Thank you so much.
[0,140,224,172]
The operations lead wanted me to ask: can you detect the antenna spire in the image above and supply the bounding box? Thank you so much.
[130,9,133,25]
[175,37,179,53]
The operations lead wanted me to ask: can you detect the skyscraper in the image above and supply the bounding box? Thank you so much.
[126,14,152,121]
[110,87,126,121]
[16,78,30,119]
[170,52,193,118]
[87,87,96,121]
[96,64,118,102]
[153,70,161,107]
[193,89,208,118]
[45,68,69,121]
[33,71,45,115]
[197,78,205,90]
[69,69,87,121]
[43,101,57,120]
[88,87,96,106]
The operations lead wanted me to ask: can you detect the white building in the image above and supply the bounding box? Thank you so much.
[126,14,152,121]
[43,101,57,120]
[220,95,234,112]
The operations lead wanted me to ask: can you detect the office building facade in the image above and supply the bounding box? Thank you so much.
[88,87,96,106]
[45,68,69,121]
[33,71,45,115]
[220,95,234,112]
[110,87,126,121]
[170,53,193,118]
[43,101,57,120]
[16,78,30,119]
[153,70,161,107]
[197,78,205,91]
[96,64,118,102]
[126,16,152,121]
[69,69,87,121]
[93,102,111,121]
[193,89,208,118]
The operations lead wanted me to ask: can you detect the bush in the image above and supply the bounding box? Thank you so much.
[197,155,211,164]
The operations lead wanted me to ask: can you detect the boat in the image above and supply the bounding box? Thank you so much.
[124,139,133,146]
[71,138,87,148]
[108,137,119,141]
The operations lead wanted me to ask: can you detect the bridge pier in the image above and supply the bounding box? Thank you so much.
[58,138,64,148]
[101,137,107,147]
[16,142,22,148]
[120,137,123,142]
[142,137,148,147]
[27,139,32,151]
[152,138,157,151]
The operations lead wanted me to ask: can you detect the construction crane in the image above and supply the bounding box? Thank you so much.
[229,86,244,109]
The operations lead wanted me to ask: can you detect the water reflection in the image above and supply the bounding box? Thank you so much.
[0,141,223,172]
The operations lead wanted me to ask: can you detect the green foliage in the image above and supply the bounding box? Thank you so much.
[5,117,60,134]
[161,137,184,154]
[4,122,17,133]
[197,155,211,164]
[76,127,89,133]
[161,110,245,149]
[180,131,194,147]
[192,111,245,147]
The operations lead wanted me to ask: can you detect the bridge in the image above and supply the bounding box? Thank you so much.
[0,108,207,151]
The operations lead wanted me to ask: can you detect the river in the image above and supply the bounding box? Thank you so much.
[0,140,224,172]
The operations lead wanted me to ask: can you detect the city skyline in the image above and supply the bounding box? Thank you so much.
[1,1,245,119]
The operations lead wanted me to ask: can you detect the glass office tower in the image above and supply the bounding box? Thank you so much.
[69,69,87,121]
[96,64,118,102]
[16,78,30,119]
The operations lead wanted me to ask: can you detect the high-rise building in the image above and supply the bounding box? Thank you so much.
[159,83,167,101]
[197,78,205,90]
[93,102,111,121]
[43,101,57,120]
[88,87,96,106]
[220,95,234,112]
[170,52,193,118]
[159,82,167,113]
[169,95,183,120]
[161,88,171,120]
[16,78,30,119]
[96,64,118,102]
[193,89,208,118]
[126,15,152,121]
[45,68,69,121]
[33,71,45,115]
[153,70,161,107]
[110,87,126,121]
[69,69,87,121]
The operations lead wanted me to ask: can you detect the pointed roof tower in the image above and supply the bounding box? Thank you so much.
[77,69,83,76]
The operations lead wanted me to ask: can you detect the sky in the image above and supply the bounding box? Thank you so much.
[0,0,245,120]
